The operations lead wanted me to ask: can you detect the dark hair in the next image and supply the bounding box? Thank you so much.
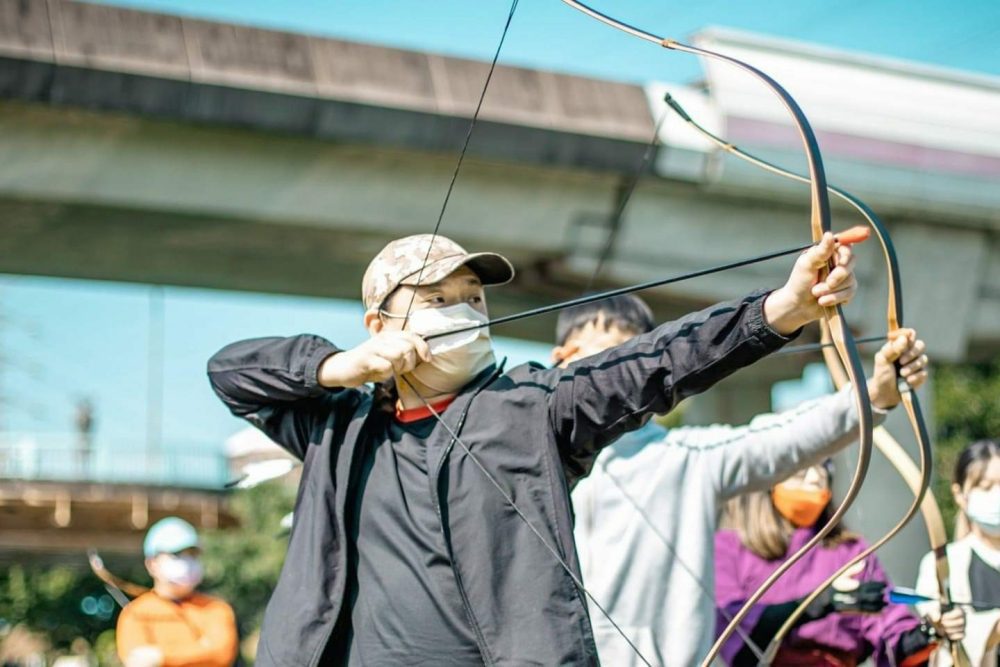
[954,439,1000,488]
[555,294,655,346]
[952,439,999,538]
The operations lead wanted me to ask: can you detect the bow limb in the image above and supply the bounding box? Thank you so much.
[770,329,971,667]
[755,326,932,664]
[660,97,965,664]
[658,38,876,667]
[560,4,867,663]
[558,6,876,665]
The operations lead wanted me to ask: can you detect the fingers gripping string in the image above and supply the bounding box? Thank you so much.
[397,376,654,667]
[401,0,520,328]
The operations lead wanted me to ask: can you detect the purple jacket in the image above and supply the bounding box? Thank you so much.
[714,528,921,666]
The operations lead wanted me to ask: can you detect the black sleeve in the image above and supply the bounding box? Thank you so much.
[731,584,891,666]
[549,290,797,482]
[732,600,804,666]
[895,627,932,665]
[207,334,355,460]
[732,593,832,667]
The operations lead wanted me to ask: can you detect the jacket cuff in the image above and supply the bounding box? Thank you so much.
[750,289,802,349]
[302,337,342,390]
[835,384,889,426]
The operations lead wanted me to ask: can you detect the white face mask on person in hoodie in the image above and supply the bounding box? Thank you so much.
[384,303,495,395]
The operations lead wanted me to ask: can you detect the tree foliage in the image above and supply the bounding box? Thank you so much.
[932,357,1000,532]
[200,483,295,641]
[0,558,141,652]
[0,483,292,664]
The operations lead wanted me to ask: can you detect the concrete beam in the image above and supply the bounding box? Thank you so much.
[0,0,654,173]
[0,479,235,557]
[2,100,998,359]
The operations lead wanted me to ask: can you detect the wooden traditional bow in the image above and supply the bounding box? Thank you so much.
[549,4,876,665]
[662,94,970,666]
[813,335,971,667]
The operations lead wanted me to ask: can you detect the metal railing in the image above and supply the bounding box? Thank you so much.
[0,434,230,489]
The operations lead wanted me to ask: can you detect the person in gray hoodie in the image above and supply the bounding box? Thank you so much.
[556,294,928,666]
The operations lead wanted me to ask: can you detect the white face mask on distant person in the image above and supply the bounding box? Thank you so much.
[388,303,495,394]
[158,554,204,589]
[966,487,1000,536]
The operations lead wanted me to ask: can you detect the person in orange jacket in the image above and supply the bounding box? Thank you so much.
[116,517,238,667]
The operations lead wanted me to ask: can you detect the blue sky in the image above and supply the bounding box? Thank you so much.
[3,0,998,457]
[93,0,1000,82]
[0,277,551,448]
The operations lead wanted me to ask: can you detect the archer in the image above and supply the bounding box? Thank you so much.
[207,231,856,666]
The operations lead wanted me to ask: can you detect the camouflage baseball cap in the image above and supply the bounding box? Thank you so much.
[362,234,515,310]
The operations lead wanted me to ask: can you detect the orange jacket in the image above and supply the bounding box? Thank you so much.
[116,591,238,667]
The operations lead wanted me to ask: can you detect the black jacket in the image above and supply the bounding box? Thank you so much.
[207,290,793,666]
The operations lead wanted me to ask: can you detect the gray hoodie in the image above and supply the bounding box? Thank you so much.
[572,385,886,666]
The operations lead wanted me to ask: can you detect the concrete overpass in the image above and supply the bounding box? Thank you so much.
[0,434,235,561]
[2,0,999,581]
[2,0,996,359]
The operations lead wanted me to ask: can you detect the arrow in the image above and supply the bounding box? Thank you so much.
[890,587,993,609]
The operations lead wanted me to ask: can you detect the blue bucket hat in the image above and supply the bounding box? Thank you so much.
[143,517,200,558]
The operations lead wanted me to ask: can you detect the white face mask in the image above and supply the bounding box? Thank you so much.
[158,554,204,589]
[388,303,495,395]
[966,487,1000,537]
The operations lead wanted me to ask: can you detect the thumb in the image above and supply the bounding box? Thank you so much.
[884,329,915,363]
[801,232,836,270]
[833,561,865,591]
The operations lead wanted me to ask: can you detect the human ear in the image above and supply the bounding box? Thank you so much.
[145,557,158,579]
[951,483,967,511]
[364,309,383,336]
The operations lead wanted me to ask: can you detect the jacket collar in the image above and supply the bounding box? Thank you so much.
[425,360,505,492]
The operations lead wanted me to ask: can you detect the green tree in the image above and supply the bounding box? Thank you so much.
[201,483,295,646]
[0,559,137,651]
[933,357,1000,532]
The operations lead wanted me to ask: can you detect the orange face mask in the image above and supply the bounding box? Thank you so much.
[771,485,832,527]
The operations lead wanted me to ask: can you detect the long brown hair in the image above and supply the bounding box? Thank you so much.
[721,490,857,561]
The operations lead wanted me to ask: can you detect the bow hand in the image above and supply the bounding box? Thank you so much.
[866,329,929,409]
[764,232,859,334]
[823,561,887,616]
[927,606,967,643]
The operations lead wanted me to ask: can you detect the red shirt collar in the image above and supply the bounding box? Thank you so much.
[394,396,456,423]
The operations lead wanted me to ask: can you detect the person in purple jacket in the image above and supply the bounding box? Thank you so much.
[715,462,966,666]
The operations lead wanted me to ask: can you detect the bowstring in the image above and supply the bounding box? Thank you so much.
[391,1,653,664]
[400,0,520,328]
[594,460,768,661]
[583,98,671,293]
[567,96,735,664]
